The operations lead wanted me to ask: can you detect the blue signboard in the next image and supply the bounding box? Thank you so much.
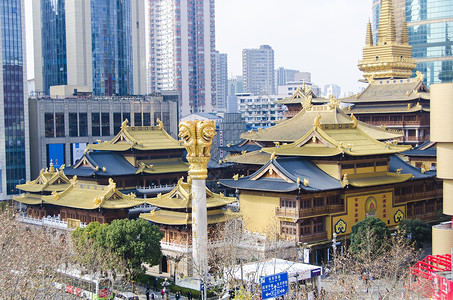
[260,272,289,299]
[311,268,322,278]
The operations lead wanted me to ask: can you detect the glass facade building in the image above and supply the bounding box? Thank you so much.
[36,0,140,96]
[0,0,27,195]
[40,0,67,95]
[90,0,133,96]
[372,0,453,86]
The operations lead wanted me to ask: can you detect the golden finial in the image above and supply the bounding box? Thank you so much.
[218,160,222,165]
[303,178,309,187]
[121,118,129,129]
[95,166,99,171]
[312,136,317,143]
[351,113,358,128]
[241,150,247,155]
[269,168,273,176]
[49,160,55,173]
[70,175,78,185]
[102,167,106,172]
[313,114,321,127]
[233,174,239,181]
[156,118,164,129]
[407,103,411,109]
[108,178,116,188]
[342,173,349,187]
[302,80,306,91]
[297,177,300,185]
[416,71,425,82]
[270,151,277,160]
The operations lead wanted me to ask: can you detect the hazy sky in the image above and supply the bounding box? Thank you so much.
[25,0,372,94]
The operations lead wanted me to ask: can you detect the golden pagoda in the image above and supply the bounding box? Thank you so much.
[358,0,417,81]
[140,177,236,242]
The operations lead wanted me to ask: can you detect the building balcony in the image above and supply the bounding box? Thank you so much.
[275,205,344,219]
[394,189,443,204]
[299,231,328,243]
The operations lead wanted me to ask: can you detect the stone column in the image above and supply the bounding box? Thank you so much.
[179,120,216,292]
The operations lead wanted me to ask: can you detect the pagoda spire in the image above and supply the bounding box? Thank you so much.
[401,20,409,45]
[377,0,397,45]
[358,0,416,80]
[366,19,373,47]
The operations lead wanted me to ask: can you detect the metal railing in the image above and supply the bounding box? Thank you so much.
[16,213,87,230]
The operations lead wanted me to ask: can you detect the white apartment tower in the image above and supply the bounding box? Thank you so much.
[242,45,275,95]
[148,0,216,116]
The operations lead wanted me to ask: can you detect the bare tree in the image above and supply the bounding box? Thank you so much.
[0,206,72,298]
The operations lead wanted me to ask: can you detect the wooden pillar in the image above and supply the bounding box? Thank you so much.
[296,221,301,243]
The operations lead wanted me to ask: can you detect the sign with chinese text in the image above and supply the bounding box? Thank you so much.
[260,272,288,299]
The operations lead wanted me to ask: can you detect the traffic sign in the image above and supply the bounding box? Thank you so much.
[260,272,289,299]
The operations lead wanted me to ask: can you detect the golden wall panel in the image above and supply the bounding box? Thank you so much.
[331,189,404,237]
[240,193,280,234]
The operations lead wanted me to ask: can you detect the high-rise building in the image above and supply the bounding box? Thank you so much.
[33,0,146,96]
[148,0,216,116]
[0,0,30,196]
[323,84,341,98]
[372,0,453,86]
[215,51,228,112]
[242,45,275,95]
[275,67,299,87]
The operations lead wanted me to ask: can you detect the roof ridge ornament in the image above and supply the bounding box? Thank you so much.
[121,118,129,130]
[302,94,313,111]
[351,113,358,128]
[313,114,321,127]
[156,118,164,130]
[416,71,425,82]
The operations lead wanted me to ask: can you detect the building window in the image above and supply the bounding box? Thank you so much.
[55,113,65,137]
[134,113,142,126]
[101,113,109,136]
[92,113,100,136]
[79,113,88,137]
[113,113,122,134]
[69,113,78,137]
[45,113,54,137]
[143,113,151,126]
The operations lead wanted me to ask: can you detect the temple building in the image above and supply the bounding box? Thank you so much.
[140,177,236,275]
[341,0,430,145]
[64,119,188,196]
[14,167,144,225]
[221,99,442,264]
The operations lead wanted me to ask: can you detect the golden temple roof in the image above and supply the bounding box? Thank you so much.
[341,77,429,104]
[261,119,410,157]
[143,178,236,209]
[15,178,144,210]
[16,162,71,193]
[226,150,271,165]
[136,158,189,174]
[358,0,416,80]
[241,103,403,143]
[347,172,413,187]
[88,119,183,152]
[139,209,234,226]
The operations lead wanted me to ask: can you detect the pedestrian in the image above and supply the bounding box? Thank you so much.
[161,288,165,299]
[188,290,193,300]
[154,277,158,291]
[175,291,181,300]
[151,292,155,300]
[146,286,150,300]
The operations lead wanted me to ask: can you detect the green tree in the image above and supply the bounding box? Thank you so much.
[350,217,390,256]
[398,218,431,248]
[95,218,164,278]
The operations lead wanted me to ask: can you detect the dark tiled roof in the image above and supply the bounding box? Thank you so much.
[220,157,342,192]
[389,155,436,179]
[65,152,138,177]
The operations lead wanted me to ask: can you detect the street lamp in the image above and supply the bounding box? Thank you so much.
[332,233,337,274]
